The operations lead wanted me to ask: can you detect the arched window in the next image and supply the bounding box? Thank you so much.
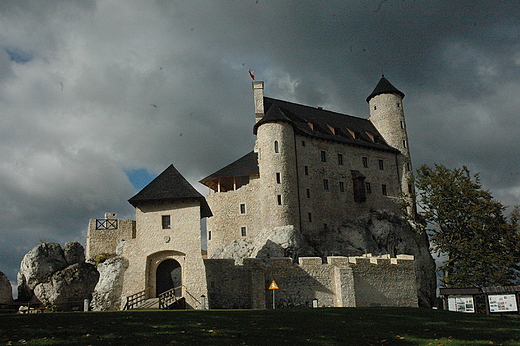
[274,141,279,153]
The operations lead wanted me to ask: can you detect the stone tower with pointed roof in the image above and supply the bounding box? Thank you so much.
[201,76,416,257]
[367,76,414,212]
[87,164,211,309]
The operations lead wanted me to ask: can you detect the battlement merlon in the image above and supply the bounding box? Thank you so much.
[205,254,414,268]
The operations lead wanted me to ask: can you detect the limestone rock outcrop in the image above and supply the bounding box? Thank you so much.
[91,256,128,311]
[33,263,99,306]
[0,271,14,304]
[17,242,100,307]
[211,210,436,307]
[210,225,302,264]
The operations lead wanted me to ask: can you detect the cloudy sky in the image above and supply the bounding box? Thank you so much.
[1,0,520,290]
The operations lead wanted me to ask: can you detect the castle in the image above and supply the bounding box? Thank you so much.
[86,76,425,309]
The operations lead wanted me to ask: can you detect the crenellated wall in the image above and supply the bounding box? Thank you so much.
[205,254,417,309]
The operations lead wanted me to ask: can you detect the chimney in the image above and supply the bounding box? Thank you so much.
[252,81,264,123]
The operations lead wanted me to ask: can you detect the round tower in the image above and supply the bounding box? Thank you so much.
[252,82,300,231]
[367,76,414,213]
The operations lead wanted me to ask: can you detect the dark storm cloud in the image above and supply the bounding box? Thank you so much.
[0,0,519,289]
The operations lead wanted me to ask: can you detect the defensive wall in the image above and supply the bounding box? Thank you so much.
[86,213,136,260]
[204,254,417,309]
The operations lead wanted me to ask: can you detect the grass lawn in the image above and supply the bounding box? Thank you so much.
[0,307,519,345]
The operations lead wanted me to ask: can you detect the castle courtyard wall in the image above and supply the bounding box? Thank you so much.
[204,255,415,309]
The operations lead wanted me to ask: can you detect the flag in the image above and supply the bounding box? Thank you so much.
[248,69,255,80]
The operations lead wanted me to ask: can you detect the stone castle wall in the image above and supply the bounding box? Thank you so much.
[86,218,136,259]
[205,177,263,256]
[205,254,417,309]
[206,121,406,257]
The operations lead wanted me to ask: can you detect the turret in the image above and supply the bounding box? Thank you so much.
[367,76,414,213]
[252,82,300,231]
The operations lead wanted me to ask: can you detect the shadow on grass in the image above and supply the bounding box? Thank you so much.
[0,308,519,345]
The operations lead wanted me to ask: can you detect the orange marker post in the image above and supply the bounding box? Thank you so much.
[269,280,279,309]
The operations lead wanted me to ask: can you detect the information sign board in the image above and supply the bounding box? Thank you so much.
[448,296,475,313]
[488,294,518,313]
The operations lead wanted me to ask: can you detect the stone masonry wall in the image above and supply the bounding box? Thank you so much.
[86,218,136,260]
[204,254,416,309]
[294,132,402,238]
[206,177,262,256]
[349,254,417,307]
[119,200,208,309]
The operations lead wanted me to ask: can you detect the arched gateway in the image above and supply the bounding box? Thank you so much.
[156,259,182,296]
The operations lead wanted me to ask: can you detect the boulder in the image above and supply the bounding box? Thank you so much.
[33,262,99,307]
[18,243,68,300]
[90,256,128,311]
[17,242,100,307]
[0,271,13,304]
[63,241,85,265]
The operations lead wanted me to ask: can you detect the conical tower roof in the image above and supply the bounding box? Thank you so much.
[366,75,405,102]
[128,164,212,218]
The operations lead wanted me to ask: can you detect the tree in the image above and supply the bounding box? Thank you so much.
[414,164,520,288]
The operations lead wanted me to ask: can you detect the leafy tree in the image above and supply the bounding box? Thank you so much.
[414,164,520,288]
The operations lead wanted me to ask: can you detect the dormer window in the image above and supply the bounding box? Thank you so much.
[307,122,315,131]
[346,128,355,138]
[366,132,375,142]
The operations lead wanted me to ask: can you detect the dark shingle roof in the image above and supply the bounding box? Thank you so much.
[128,164,212,218]
[366,76,405,102]
[200,151,258,182]
[253,97,398,153]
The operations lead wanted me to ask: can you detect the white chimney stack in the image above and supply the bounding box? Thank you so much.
[252,81,264,122]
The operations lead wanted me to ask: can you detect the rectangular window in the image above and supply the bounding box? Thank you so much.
[241,227,247,237]
[308,212,312,222]
[338,154,343,165]
[276,172,281,184]
[306,188,310,198]
[323,179,329,190]
[339,181,344,192]
[400,120,404,129]
[403,139,407,148]
[321,150,327,162]
[208,230,212,241]
[378,159,384,170]
[408,184,413,194]
[277,195,282,205]
[302,140,306,147]
[365,182,372,194]
[382,184,387,195]
[162,215,171,229]
[274,141,279,153]
[240,203,246,214]
[304,166,309,175]
[406,162,411,171]
[362,157,368,168]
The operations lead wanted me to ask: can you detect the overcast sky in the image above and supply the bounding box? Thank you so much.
[1,0,519,289]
